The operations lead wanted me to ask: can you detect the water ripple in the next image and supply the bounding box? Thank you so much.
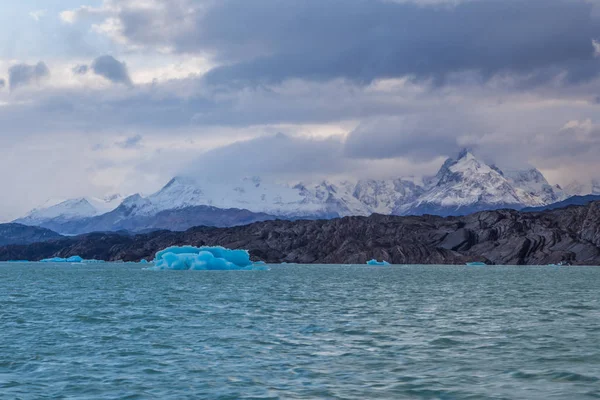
[0,263,599,399]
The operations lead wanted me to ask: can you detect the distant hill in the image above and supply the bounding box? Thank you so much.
[0,223,62,247]
[522,195,600,212]
[29,204,280,235]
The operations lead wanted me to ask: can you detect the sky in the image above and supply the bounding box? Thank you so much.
[2,0,600,220]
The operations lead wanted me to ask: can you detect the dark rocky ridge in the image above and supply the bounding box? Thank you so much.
[2,202,600,265]
[522,194,600,212]
[0,223,62,246]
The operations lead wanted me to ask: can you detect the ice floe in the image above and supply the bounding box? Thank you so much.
[40,256,106,263]
[146,246,269,271]
[367,259,391,266]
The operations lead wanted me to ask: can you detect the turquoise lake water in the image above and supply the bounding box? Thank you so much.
[1,263,599,399]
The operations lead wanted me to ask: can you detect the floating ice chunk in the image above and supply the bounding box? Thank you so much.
[367,259,390,266]
[140,259,149,264]
[41,256,83,263]
[147,246,269,271]
[466,262,487,266]
[39,256,105,263]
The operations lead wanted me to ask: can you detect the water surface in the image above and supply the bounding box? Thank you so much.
[1,263,599,399]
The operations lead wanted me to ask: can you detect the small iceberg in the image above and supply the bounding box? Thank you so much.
[466,262,487,266]
[548,261,567,267]
[39,256,105,263]
[41,256,84,263]
[146,246,269,271]
[367,259,391,266]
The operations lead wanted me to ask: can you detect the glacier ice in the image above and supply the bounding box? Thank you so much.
[147,246,269,271]
[367,259,390,266]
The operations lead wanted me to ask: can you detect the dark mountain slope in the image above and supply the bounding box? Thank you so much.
[522,195,600,212]
[35,205,279,234]
[0,223,62,246]
[2,202,600,265]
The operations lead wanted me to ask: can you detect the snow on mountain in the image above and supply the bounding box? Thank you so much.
[503,168,567,205]
[396,151,553,216]
[353,179,424,215]
[143,176,431,219]
[16,194,123,226]
[89,194,124,214]
[564,179,600,196]
[16,150,568,229]
[117,193,154,215]
[145,176,371,218]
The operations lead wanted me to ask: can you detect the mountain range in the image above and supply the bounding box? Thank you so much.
[14,150,572,234]
[4,201,600,265]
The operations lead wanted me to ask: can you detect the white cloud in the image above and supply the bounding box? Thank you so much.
[29,10,47,22]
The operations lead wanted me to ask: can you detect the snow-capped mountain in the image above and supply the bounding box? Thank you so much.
[15,150,568,233]
[396,150,564,216]
[139,175,429,219]
[137,176,371,218]
[353,178,424,215]
[15,194,123,226]
[503,168,567,205]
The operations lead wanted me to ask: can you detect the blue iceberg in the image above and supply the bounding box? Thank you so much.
[466,262,487,266]
[39,256,105,263]
[41,256,84,263]
[367,259,391,266]
[147,246,269,271]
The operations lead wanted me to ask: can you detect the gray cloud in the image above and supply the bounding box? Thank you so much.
[184,133,349,180]
[344,114,485,161]
[115,134,143,149]
[89,0,600,87]
[8,62,50,90]
[1,0,600,219]
[90,55,133,86]
[0,79,5,90]
[73,64,89,75]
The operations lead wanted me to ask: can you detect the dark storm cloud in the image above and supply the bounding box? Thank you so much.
[344,114,483,161]
[91,55,133,86]
[8,62,50,90]
[107,0,600,86]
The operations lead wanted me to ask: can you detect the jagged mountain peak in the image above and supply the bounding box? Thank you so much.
[457,147,474,159]
[16,150,566,232]
[17,197,101,225]
[396,151,562,216]
[121,193,146,206]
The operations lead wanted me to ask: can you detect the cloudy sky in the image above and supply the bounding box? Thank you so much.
[2,0,600,220]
